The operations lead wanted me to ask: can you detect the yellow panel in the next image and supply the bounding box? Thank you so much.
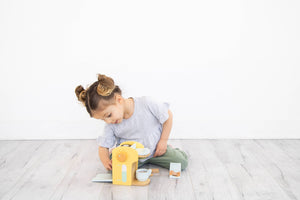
[112,146,138,185]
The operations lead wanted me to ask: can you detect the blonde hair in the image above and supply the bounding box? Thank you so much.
[75,74,122,117]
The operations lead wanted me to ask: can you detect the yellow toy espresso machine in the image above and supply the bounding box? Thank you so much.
[112,141,153,186]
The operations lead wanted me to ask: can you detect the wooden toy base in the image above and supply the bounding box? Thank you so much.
[132,178,150,186]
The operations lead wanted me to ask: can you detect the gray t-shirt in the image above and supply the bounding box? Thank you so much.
[97,96,170,162]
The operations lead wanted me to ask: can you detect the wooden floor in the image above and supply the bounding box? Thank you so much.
[0,139,300,200]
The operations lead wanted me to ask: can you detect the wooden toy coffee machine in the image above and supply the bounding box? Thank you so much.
[112,141,154,186]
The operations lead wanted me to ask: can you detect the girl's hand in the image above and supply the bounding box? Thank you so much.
[102,158,112,171]
[153,139,168,157]
[98,147,112,171]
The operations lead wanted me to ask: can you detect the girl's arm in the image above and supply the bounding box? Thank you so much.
[98,146,112,170]
[153,109,173,157]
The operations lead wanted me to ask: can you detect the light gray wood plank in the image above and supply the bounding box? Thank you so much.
[271,140,300,161]
[1,140,82,200]
[180,140,211,200]
[48,140,105,200]
[211,140,292,200]
[147,139,195,200]
[181,139,242,200]
[0,141,45,197]
[99,183,149,200]
[0,140,23,175]
[1,139,300,200]
[248,139,300,200]
[0,141,21,159]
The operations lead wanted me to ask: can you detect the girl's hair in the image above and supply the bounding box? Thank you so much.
[75,74,122,117]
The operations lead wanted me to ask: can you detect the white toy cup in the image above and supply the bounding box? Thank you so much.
[136,169,152,182]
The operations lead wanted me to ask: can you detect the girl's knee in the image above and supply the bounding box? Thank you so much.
[170,149,189,170]
[180,157,188,170]
[171,155,188,170]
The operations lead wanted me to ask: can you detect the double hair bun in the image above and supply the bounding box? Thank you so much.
[75,74,115,105]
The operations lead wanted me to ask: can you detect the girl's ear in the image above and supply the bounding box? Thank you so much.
[115,94,123,104]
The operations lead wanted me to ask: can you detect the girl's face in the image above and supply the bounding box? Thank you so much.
[92,97,124,124]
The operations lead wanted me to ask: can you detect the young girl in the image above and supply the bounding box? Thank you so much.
[75,74,188,171]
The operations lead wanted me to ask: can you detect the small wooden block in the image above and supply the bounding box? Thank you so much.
[150,168,159,176]
[151,168,159,174]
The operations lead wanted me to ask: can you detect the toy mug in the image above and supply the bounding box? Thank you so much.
[136,169,152,182]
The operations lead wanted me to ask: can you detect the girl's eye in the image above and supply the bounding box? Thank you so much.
[108,114,111,118]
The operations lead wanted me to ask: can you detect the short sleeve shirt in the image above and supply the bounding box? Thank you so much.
[96,96,170,161]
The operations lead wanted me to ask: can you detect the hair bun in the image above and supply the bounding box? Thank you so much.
[75,85,87,105]
[97,74,115,96]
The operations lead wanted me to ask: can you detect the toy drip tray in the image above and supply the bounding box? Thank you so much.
[92,173,112,183]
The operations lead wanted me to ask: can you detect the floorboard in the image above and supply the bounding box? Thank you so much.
[0,139,299,200]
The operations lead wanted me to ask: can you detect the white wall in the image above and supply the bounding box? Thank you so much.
[0,0,299,139]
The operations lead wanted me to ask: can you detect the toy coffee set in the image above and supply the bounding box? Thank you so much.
[92,141,181,186]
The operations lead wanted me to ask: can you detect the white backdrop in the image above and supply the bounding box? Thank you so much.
[0,0,299,139]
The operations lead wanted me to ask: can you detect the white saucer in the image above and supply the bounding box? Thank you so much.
[136,148,151,156]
